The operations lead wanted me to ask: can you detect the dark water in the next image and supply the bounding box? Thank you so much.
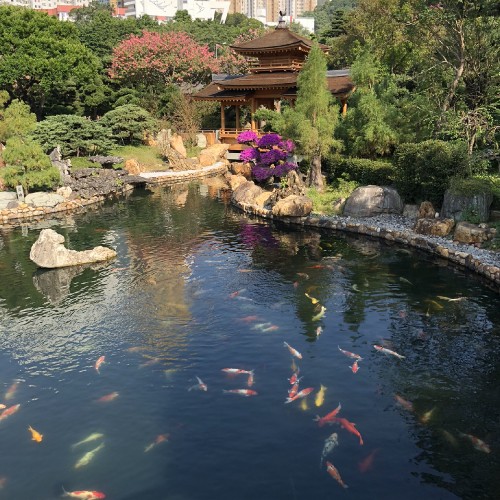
[0,181,499,500]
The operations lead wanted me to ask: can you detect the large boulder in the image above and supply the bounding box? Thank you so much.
[232,181,267,206]
[25,192,65,208]
[230,162,252,179]
[124,159,141,175]
[441,190,493,223]
[169,134,187,159]
[414,218,455,236]
[30,228,117,269]
[0,192,17,209]
[227,174,248,191]
[198,144,229,167]
[343,186,403,217]
[453,221,496,245]
[272,195,313,217]
[418,201,436,219]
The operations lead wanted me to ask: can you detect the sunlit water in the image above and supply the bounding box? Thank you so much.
[0,181,498,500]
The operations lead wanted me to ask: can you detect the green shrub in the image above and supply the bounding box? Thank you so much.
[448,177,494,197]
[393,140,471,205]
[1,137,60,192]
[307,178,359,215]
[474,174,500,210]
[323,155,395,186]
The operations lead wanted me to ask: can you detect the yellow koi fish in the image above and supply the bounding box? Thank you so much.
[312,305,326,321]
[300,399,309,411]
[315,385,327,407]
[28,425,43,443]
[305,293,319,304]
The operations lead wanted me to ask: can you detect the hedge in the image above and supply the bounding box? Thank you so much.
[323,156,395,186]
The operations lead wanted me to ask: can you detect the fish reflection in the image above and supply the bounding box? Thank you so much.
[358,449,379,473]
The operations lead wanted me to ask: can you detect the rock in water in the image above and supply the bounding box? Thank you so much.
[30,229,117,269]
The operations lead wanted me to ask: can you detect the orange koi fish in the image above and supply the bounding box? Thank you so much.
[350,360,360,373]
[239,315,259,323]
[95,356,105,374]
[0,404,20,421]
[144,433,169,453]
[394,394,414,412]
[373,345,405,360]
[28,425,43,443]
[285,387,314,404]
[221,368,252,375]
[459,432,491,453]
[326,461,348,489]
[62,487,106,499]
[222,389,258,397]
[188,376,207,392]
[358,449,379,473]
[4,381,19,401]
[96,392,119,403]
[332,417,364,445]
[283,341,302,360]
[338,346,363,361]
[314,403,342,427]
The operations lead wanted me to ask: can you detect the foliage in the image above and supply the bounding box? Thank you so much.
[393,140,472,205]
[448,176,494,197]
[307,178,359,215]
[70,156,99,170]
[237,132,297,182]
[109,145,165,172]
[0,6,105,118]
[323,155,394,185]
[0,99,37,143]
[1,136,60,192]
[110,31,219,90]
[100,105,156,145]
[32,114,115,157]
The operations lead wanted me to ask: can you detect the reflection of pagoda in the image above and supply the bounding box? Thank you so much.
[193,21,355,154]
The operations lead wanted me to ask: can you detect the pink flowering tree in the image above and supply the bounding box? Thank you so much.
[238,131,297,182]
[110,31,220,89]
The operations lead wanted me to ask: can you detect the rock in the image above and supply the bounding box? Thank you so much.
[30,228,117,269]
[272,195,313,217]
[56,186,72,199]
[88,156,124,168]
[418,201,436,219]
[414,218,455,236]
[0,192,17,209]
[227,174,248,191]
[49,146,71,178]
[230,162,252,179]
[441,189,493,222]
[169,134,187,159]
[343,186,403,217]
[232,181,266,206]
[332,198,346,213]
[403,204,419,219]
[254,191,273,208]
[25,192,65,208]
[6,200,19,209]
[196,133,207,149]
[124,159,141,175]
[453,221,496,245]
[198,144,229,167]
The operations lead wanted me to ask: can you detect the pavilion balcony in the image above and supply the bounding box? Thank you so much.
[247,58,303,73]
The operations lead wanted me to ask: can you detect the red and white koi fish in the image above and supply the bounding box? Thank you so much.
[188,376,207,392]
[285,387,314,404]
[246,371,254,387]
[0,404,6,410]
[0,404,20,421]
[288,383,300,399]
[62,487,106,499]
[144,433,169,453]
[350,360,360,373]
[283,342,302,360]
[96,392,119,403]
[459,432,491,453]
[358,448,379,473]
[4,381,19,401]
[373,345,405,360]
[338,346,363,361]
[394,394,414,412]
[95,356,105,374]
[288,369,300,385]
[229,288,246,299]
[331,417,364,445]
[314,403,342,427]
[223,389,258,397]
[221,368,252,375]
[326,461,348,489]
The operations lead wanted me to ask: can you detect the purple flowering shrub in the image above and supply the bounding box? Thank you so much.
[237,131,297,182]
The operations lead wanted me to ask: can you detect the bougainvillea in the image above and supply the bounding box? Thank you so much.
[238,132,297,182]
[110,31,219,88]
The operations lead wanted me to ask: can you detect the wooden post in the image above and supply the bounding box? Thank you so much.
[341,100,348,116]
[250,98,256,131]
[220,102,226,132]
[235,105,240,131]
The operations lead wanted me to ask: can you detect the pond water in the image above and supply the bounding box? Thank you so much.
[0,181,499,500]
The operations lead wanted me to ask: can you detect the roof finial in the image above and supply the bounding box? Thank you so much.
[277,10,287,29]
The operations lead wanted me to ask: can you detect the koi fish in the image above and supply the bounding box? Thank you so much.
[0,404,6,410]
[399,277,413,285]
[28,425,43,443]
[459,432,491,453]
[221,368,252,375]
[350,360,360,373]
[239,315,259,323]
[300,399,309,411]
[305,293,319,304]
[285,387,314,404]
[229,288,246,298]
[4,381,19,400]
[222,389,258,397]
[0,404,20,421]
[352,284,361,293]
[338,346,363,361]
[188,376,207,392]
[320,432,338,466]
[358,449,379,473]
[440,429,459,448]
[144,433,169,453]
[326,461,348,488]
[436,295,466,302]
[251,322,272,331]
[95,356,105,374]
[283,341,302,359]
[419,407,435,424]
[289,369,300,385]
[62,487,106,499]
[288,383,300,399]
[315,326,323,338]
[74,443,105,469]
[332,417,364,445]
[246,371,254,387]
[315,385,327,407]
[262,325,280,332]
[312,305,326,321]
[314,403,342,427]
[71,433,104,449]
[296,273,309,280]
[238,269,253,273]
[394,394,413,412]
[374,345,405,360]
[426,299,443,310]
[96,392,119,403]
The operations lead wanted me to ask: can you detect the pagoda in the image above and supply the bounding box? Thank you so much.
[193,21,355,153]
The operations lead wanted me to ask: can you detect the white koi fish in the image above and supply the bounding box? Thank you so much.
[283,342,302,359]
[312,305,326,321]
[74,443,105,469]
[373,344,405,360]
[188,376,207,392]
[71,433,104,449]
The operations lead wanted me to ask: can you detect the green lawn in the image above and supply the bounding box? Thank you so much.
[109,145,167,172]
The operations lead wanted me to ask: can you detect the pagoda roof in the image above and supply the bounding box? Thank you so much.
[230,28,328,55]
[218,72,298,90]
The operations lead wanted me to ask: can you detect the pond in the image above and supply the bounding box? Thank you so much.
[0,181,498,500]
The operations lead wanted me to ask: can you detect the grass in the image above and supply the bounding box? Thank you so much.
[307,178,359,216]
[70,157,98,170]
[109,145,167,172]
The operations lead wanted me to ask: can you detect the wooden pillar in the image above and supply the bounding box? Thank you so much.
[250,98,256,131]
[341,99,348,116]
[235,105,240,131]
[220,102,226,132]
